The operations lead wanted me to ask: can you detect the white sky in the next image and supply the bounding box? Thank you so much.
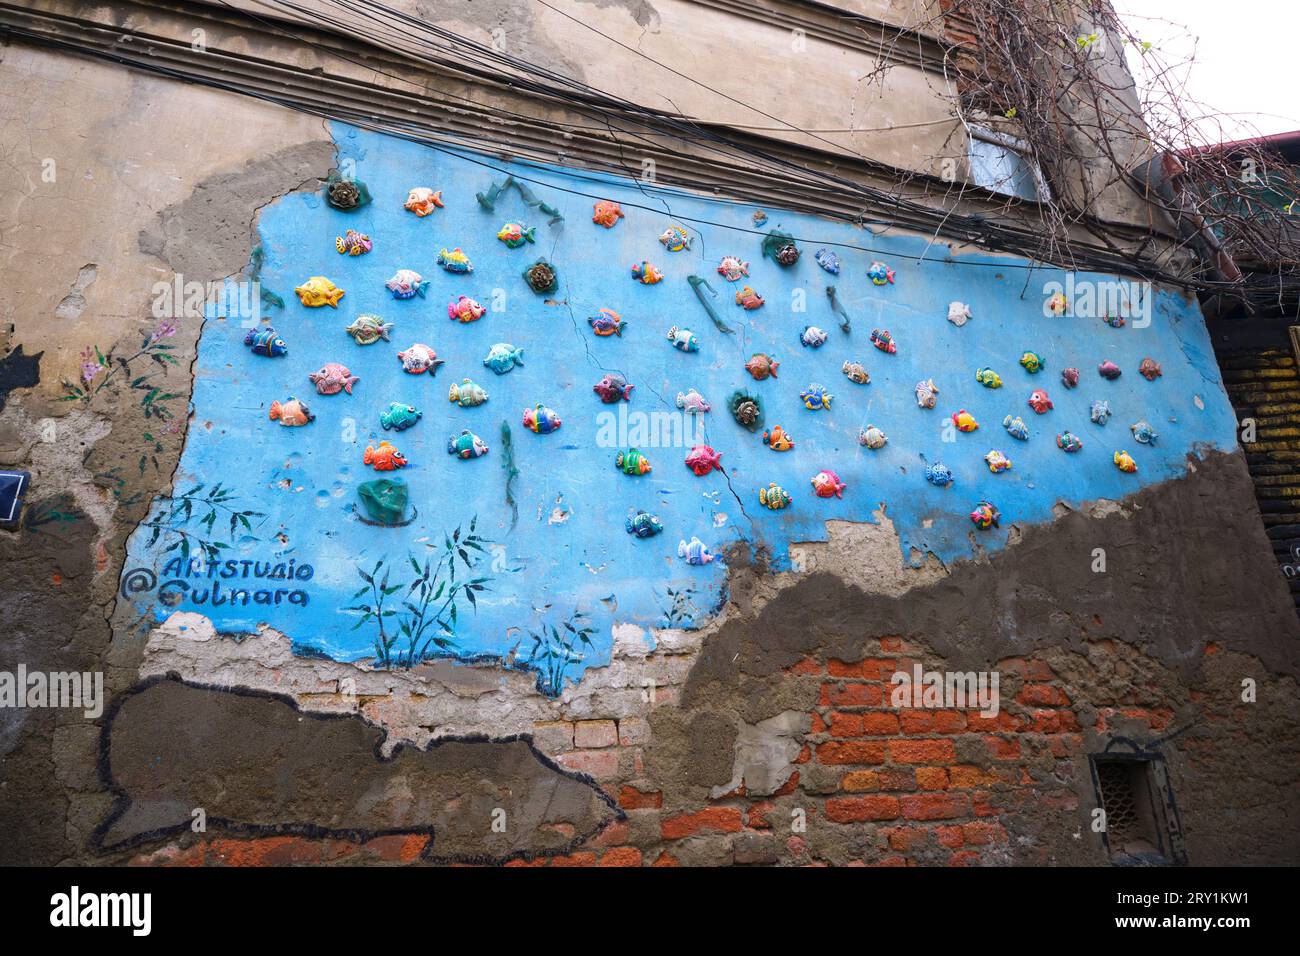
[1111,0,1300,141]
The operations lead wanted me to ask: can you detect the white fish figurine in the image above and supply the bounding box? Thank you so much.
[678,536,715,565]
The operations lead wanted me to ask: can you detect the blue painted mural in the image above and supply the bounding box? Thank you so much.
[119,122,1238,692]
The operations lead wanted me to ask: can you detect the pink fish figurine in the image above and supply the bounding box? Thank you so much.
[307,362,359,396]
[1027,388,1053,414]
[448,295,486,323]
[685,445,723,477]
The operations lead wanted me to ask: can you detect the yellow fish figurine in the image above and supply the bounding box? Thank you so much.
[294,276,345,308]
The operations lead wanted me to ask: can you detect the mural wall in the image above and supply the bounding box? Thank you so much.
[119,122,1238,692]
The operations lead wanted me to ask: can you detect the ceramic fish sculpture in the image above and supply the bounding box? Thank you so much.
[294,276,345,308]
[1114,450,1138,473]
[759,482,792,510]
[1020,351,1044,374]
[800,326,829,349]
[308,362,359,396]
[523,404,561,434]
[867,261,895,285]
[616,448,652,476]
[524,259,558,293]
[1130,421,1158,444]
[729,391,764,431]
[975,367,1002,389]
[762,425,795,452]
[924,462,953,486]
[497,222,536,248]
[814,248,840,275]
[717,256,749,282]
[268,397,314,427]
[345,314,392,346]
[947,302,972,327]
[1002,415,1029,441]
[800,384,833,411]
[1046,291,1068,316]
[678,536,715,565]
[448,295,486,323]
[810,469,846,499]
[626,509,663,539]
[404,187,444,216]
[952,409,979,432]
[364,440,408,471]
[745,353,780,380]
[1139,357,1162,381]
[380,402,422,431]
[448,379,489,407]
[752,210,768,226]
[858,425,887,449]
[735,285,764,310]
[588,308,625,337]
[1056,431,1083,453]
[676,389,711,415]
[386,270,428,300]
[969,501,1000,529]
[667,326,700,353]
[1027,388,1054,414]
[659,225,692,252]
[984,449,1012,473]
[1098,360,1122,380]
[684,444,722,477]
[593,373,634,404]
[1061,367,1080,389]
[448,429,489,460]
[631,261,664,285]
[592,200,625,228]
[483,343,525,375]
[244,326,287,357]
[842,362,870,385]
[1090,400,1111,425]
[871,329,897,354]
[397,343,444,376]
[1103,314,1125,329]
[915,379,939,408]
[335,229,372,256]
[437,247,474,274]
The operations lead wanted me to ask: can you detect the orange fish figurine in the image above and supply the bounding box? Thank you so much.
[404,187,444,217]
[593,200,625,228]
[268,397,315,427]
[363,440,408,471]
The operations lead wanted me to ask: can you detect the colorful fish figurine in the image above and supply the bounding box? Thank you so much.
[752,210,768,226]
[448,379,489,408]
[1098,360,1122,380]
[483,343,525,375]
[448,295,486,323]
[924,462,953,486]
[734,285,764,310]
[1139,358,1162,381]
[717,256,749,282]
[858,425,887,449]
[437,247,474,274]
[497,222,536,248]
[800,326,829,349]
[523,404,562,434]
[800,384,833,411]
[984,449,1012,473]
[915,379,939,408]
[952,409,979,432]
[947,301,972,327]
[524,259,558,293]
[397,343,444,376]
[1027,388,1054,414]
[1090,400,1111,425]
[1003,415,1029,441]
[380,402,422,432]
[975,367,1002,389]
[842,362,870,385]
[871,329,897,354]
[676,389,711,415]
[969,501,1000,529]
[759,482,792,510]
[867,261,895,285]
[404,187,444,217]
[616,448,652,476]
[448,429,489,460]
[345,314,393,346]
[294,276,345,308]
[659,225,692,252]
[1130,421,1158,445]
[244,326,287,357]
[631,261,664,285]
[626,509,664,539]
[810,469,846,499]
[364,440,408,471]
[1103,314,1125,329]
[1061,367,1080,389]
[308,362,359,396]
[268,397,314,427]
[814,248,841,275]
[1020,351,1044,374]
[762,425,795,452]
[678,536,715,565]
[1114,450,1138,473]
[1056,431,1083,453]
[745,353,780,380]
[335,229,372,256]
[593,373,634,404]
[667,326,700,353]
[684,445,722,477]
[386,270,428,300]
[592,200,625,228]
[588,308,625,337]
[1046,291,1068,316]
[729,391,764,431]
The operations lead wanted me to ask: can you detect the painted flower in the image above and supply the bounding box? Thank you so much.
[150,319,178,342]
[79,346,102,384]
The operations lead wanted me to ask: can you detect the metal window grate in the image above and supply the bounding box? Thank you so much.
[1097,761,1141,846]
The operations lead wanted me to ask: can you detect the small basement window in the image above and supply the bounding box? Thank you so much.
[1091,755,1184,865]
[968,125,1050,202]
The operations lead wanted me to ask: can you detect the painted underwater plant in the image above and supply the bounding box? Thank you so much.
[137,482,267,565]
[517,607,596,697]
